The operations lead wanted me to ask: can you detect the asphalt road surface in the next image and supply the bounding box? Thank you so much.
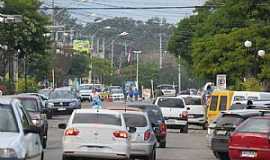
[44,102,216,160]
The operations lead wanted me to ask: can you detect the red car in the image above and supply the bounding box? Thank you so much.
[229,113,270,160]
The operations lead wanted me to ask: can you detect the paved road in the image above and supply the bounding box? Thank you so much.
[44,102,216,160]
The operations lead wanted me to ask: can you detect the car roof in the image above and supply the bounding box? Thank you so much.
[221,109,264,118]
[11,95,39,100]
[178,95,201,98]
[74,109,122,115]
[0,96,13,105]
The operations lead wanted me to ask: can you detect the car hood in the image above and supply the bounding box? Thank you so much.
[0,132,20,148]
[79,90,92,93]
[48,99,78,103]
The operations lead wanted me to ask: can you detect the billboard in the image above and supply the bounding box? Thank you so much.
[73,40,91,54]
[216,74,226,90]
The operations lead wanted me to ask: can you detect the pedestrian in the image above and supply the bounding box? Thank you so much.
[91,89,102,109]
[128,87,134,101]
[134,88,139,101]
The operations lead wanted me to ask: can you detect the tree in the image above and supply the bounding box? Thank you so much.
[68,54,89,79]
[0,0,50,89]
[168,0,270,89]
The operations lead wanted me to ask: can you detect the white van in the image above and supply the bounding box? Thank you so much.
[179,95,207,129]
[154,97,189,133]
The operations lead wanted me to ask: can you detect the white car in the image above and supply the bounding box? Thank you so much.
[110,89,125,102]
[0,97,43,160]
[155,97,189,133]
[179,95,207,129]
[59,109,130,160]
[79,84,93,101]
[156,84,176,97]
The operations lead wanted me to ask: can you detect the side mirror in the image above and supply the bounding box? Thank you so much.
[187,107,191,111]
[58,123,67,129]
[128,127,137,133]
[24,126,40,135]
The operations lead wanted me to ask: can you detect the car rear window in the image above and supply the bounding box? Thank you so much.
[210,96,218,111]
[20,99,39,112]
[72,113,121,126]
[146,108,164,124]
[123,113,147,127]
[0,104,18,132]
[237,118,270,134]
[183,97,202,105]
[157,98,184,108]
[215,114,245,127]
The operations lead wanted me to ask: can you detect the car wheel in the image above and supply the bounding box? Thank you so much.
[159,141,166,148]
[180,124,188,133]
[202,122,208,130]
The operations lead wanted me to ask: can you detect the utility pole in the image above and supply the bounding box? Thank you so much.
[178,55,181,93]
[51,0,55,88]
[159,18,163,69]
[133,51,142,89]
[111,40,114,68]
[102,38,105,59]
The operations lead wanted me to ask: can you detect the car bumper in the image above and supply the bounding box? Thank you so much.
[211,137,229,152]
[63,152,129,159]
[188,117,206,125]
[165,120,187,128]
[229,147,270,160]
[80,95,91,100]
[0,158,24,160]
[51,106,81,113]
[130,142,154,157]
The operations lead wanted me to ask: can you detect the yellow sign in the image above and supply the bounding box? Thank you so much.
[73,40,90,54]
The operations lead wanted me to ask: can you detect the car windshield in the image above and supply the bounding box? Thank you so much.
[159,85,174,90]
[123,113,147,127]
[38,89,51,97]
[80,85,93,90]
[72,113,121,126]
[111,89,123,94]
[230,104,248,110]
[20,99,38,112]
[0,104,18,132]
[157,98,185,108]
[183,97,202,105]
[49,90,75,99]
[215,114,245,128]
[237,118,270,134]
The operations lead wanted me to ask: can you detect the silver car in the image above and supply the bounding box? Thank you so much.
[121,110,157,160]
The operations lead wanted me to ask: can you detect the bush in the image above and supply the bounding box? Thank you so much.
[17,77,39,93]
[240,78,263,91]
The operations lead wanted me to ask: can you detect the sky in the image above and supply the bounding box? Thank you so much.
[42,0,206,24]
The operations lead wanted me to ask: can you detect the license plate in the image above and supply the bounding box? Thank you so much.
[216,130,227,135]
[166,119,176,123]
[188,115,194,118]
[241,151,257,158]
[57,107,66,111]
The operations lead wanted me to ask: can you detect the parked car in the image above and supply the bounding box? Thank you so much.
[155,84,176,97]
[229,111,270,160]
[48,88,81,114]
[12,95,49,149]
[59,109,130,160]
[0,97,43,160]
[179,95,207,129]
[107,106,157,160]
[127,103,167,148]
[154,97,189,133]
[210,109,263,160]
[38,88,52,98]
[109,89,125,102]
[19,92,53,119]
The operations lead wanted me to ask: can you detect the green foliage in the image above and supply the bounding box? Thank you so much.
[68,54,90,78]
[237,78,263,91]
[17,77,39,93]
[168,0,270,89]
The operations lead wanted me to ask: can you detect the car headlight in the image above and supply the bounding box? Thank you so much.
[69,102,77,106]
[0,148,17,158]
[32,119,42,126]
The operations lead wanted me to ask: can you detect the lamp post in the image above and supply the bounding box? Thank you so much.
[133,50,141,89]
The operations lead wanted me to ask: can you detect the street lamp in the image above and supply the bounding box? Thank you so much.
[244,40,252,48]
[133,50,142,89]
[258,50,266,58]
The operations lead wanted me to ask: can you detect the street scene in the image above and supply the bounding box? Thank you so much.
[1,0,270,160]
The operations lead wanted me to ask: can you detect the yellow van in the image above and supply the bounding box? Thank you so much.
[207,90,270,123]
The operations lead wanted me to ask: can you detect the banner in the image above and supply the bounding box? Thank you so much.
[73,40,91,54]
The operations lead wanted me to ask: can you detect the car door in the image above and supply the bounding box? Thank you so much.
[17,106,42,160]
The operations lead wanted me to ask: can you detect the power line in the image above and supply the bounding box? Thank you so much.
[39,5,221,10]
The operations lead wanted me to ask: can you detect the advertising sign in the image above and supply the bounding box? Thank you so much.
[73,40,91,54]
[216,74,226,90]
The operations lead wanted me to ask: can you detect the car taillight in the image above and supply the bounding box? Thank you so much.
[180,111,188,120]
[144,130,151,141]
[159,123,167,136]
[65,128,80,136]
[113,131,128,138]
